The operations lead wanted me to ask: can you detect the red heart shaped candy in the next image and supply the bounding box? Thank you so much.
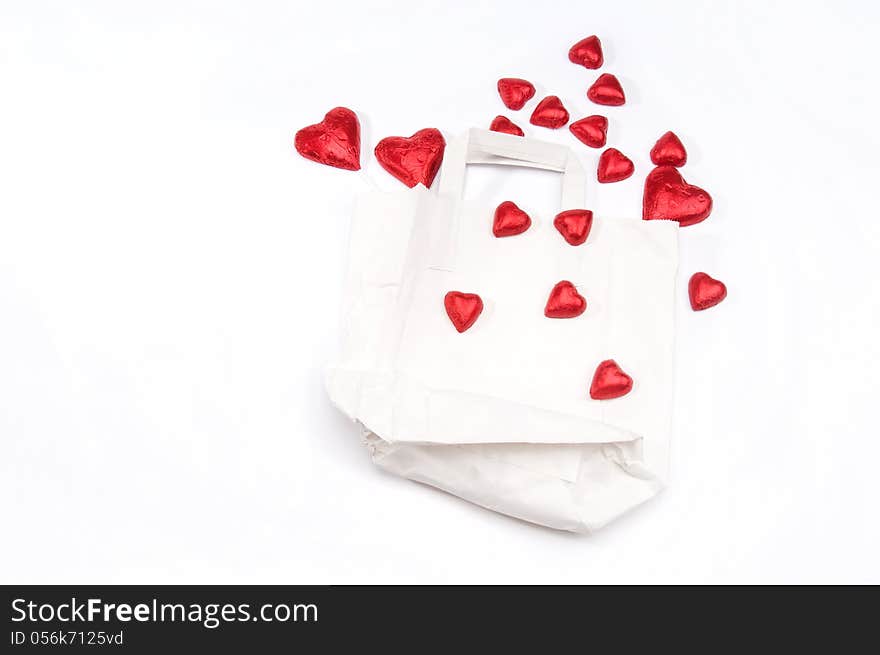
[688,273,727,311]
[294,107,361,171]
[568,35,604,69]
[597,148,634,183]
[650,131,687,167]
[589,360,633,400]
[493,201,531,237]
[497,78,536,111]
[544,281,586,318]
[374,128,446,188]
[553,209,593,246]
[587,74,625,106]
[490,115,524,137]
[642,166,713,226]
[444,291,484,333]
[530,96,570,129]
[569,115,607,148]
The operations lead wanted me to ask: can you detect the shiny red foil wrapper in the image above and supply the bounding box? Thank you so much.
[490,115,524,137]
[374,128,446,188]
[642,166,712,226]
[544,281,586,318]
[650,131,687,167]
[553,209,593,245]
[497,78,536,111]
[530,96,570,129]
[587,74,626,106]
[597,147,635,183]
[590,360,633,400]
[688,272,727,311]
[294,107,360,171]
[492,201,531,237]
[444,291,483,333]
[568,35,604,69]
[569,115,608,148]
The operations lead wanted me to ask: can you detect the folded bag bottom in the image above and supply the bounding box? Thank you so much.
[362,429,663,533]
[328,364,667,531]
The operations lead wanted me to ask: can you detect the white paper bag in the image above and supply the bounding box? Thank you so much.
[327,129,679,532]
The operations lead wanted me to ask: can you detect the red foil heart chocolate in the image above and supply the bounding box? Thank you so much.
[374,128,446,188]
[569,115,607,148]
[568,35,604,69]
[589,360,633,400]
[688,272,727,311]
[587,74,625,106]
[294,107,361,171]
[544,281,586,318]
[530,96,570,129]
[642,166,713,226]
[497,78,536,111]
[444,291,483,333]
[553,209,593,245]
[650,131,687,167]
[493,201,531,237]
[490,115,524,137]
[597,148,634,183]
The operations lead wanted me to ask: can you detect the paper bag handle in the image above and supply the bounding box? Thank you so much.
[437,128,587,209]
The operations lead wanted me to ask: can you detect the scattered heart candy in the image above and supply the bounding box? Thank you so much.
[589,360,633,400]
[569,115,608,148]
[568,35,604,70]
[490,115,524,137]
[374,128,446,188]
[497,78,536,111]
[530,96,570,129]
[597,148,634,183]
[650,131,687,167]
[688,272,727,311]
[587,73,626,106]
[294,107,361,171]
[492,201,531,237]
[642,166,713,226]
[444,291,484,333]
[553,209,593,246]
[544,281,586,318]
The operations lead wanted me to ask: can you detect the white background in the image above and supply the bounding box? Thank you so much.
[2,0,878,583]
